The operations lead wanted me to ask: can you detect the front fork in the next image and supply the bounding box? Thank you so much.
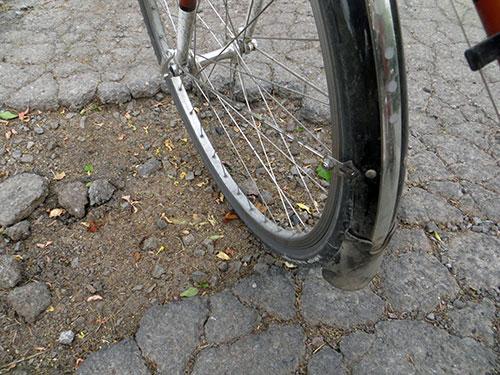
[171,0,263,75]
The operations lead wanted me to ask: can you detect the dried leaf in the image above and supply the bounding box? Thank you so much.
[75,359,84,371]
[133,251,141,262]
[222,211,239,222]
[87,295,104,302]
[49,208,66,218]
[284,261,297,269]
[180,286,198,298]
[5,130,12,140]
[18,107,29,121]
[53,171,66,180]
[225,248,235,257]
[434,231,442,242]
[36,241,53,249]
[46,306,54,312]
[216,251,231,261]
[296,203,311,214]
[87,221,103,233]
[117,134,125,141]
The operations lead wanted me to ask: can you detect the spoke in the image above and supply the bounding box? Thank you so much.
[160,0,177,34]
[255,47,329,98]
[253,36,319,41]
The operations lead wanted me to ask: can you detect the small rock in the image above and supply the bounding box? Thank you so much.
[0,255,22,289]
[311,336,324,347]
[240,178,259,196]
[182,233,195,247]
[88,179,115,206]
[136,158,161,178]
[156,219,168,230]
[0,173,49,227]
[4,220,30,241]
[472,217,482,225]
[26,141,35,150]
[51,122,60,130]
[33,126,44,135]
[12,150,22,159]
[425,222,439,233]
[253,263,268,274]
[426,313,435,321]
[19,154,34,163]
[194,249,205,257]
[185,171,195,181]
[192,271,209,284]
[132,285,143,292]
[453,300,466,309]
[8,281,51,322]
[210,275,219,287]
[202,238,215,252]
[80,116,87,129]
[71,257,79,269]
[152,265,165,279]
[58,330,75,345]
[218,262,228,272]
[58,181,88,219]
[260,190,274,205]
[230,261,243,273]
[143,237,158,251]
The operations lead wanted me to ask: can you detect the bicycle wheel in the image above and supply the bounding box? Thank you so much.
[138,0,408,290]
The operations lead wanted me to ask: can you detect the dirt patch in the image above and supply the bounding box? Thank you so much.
[0,96,271,374]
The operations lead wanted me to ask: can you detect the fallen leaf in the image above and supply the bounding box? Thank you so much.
[10,128,17,135]
[87,221,103,233]
[296,203,311,214]
[87,295,104,302]
[12,255,23,260]
[133,251,141,262]
[216,251,231,260]
[5,130,12,140]
[0,111,17,120]
[222,211,239,222]
[53,171,66,180]
[284,261,297,269]
[46,306,54,312]
[49,208,66,218]
[36,241,53,249]
[180,286,198,298]
[225,248,235,257]
[434,231,442,242]
[18,107,29,121]
[117,134,125,141]
[209,234,224,241]
[75,359,84,371]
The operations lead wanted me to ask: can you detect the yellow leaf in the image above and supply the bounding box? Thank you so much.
[46,306,54,312]
[53,171,66,180]
[180,172,186,179]
[296,203,311,214]
[284,261,297,269]
[87,295,104,302]
[12,255,23,260]
[77,332,85,339]
[156,246,165,255]
[216,251,231,261]
[434,231,442,242]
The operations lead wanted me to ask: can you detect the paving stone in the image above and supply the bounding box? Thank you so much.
[407,150,454,183]
[232,267,296,320]
[379,251,459,314]
[123,64,162,99]
[300,269,385,329]
[0,173,48,227]
[385,228,432,256]
[308,346,348,375]
[447,233,500,292]
[97,81,132,104]
[4,220,30,241]
[88,179,115,206]
[58,181,88,219]
[76,337,151,375]
[449,299,496,347]
[460,181,500,222]
[0,254,22,289]
[192,324,305,375]
[136,297,208,375]
[205,290,259,344]
[340,321,496,375]
[399,187,463,225]
[8,281,51,323]
[5,73,58,112]
[59,72,100,111]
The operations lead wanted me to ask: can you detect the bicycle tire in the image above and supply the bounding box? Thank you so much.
[138,0,408,290]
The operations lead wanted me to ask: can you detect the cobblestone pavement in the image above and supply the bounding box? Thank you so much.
[1,0,499,374]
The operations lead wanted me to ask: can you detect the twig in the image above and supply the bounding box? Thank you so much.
[0,351,46,372]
